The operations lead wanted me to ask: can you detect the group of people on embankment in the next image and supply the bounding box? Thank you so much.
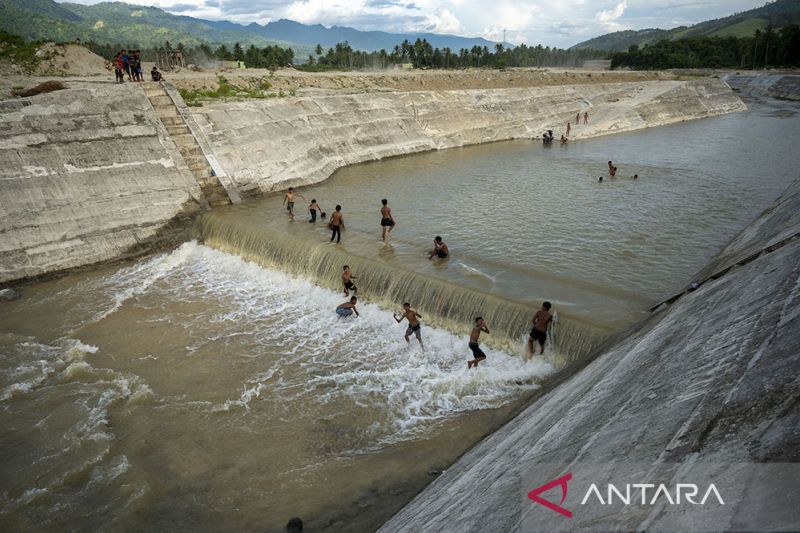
[112,50,162,84]
[543,110,589,144]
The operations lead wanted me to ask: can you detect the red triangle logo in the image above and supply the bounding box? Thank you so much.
[527,472,573,518]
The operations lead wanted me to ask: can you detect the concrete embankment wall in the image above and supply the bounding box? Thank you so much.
[193,78,744,195]
[380,178,800,532]
[0,77,743,283]
[0,84,203,283]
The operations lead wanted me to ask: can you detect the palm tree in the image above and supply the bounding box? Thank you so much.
[315,44,323,56]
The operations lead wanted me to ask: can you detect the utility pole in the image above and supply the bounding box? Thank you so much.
[503,29,506,46]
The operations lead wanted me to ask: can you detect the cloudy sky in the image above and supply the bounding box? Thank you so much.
[58,0,769,47]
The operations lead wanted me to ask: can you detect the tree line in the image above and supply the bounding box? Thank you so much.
[611,25,800,70]
[87,40,294,69]
[87,37,605,71]
[306,39,605,70]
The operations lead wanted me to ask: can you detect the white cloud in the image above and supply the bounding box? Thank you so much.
[596,0,627,23]
[595,0,628,32]
[54,0,773,48]
[419,8,464,34]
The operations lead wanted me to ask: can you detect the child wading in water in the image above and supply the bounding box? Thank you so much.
[283,187,304,218]
[394,302,424,350]
[467,317,490,369]
[342,265,357,296]
[528,301,553,359]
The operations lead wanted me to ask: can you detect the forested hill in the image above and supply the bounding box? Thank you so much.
[0,0,495,56]
[571,0,800,52]
[0,0,310,55]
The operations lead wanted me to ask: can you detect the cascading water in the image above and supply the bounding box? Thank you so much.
[195,210,611,365]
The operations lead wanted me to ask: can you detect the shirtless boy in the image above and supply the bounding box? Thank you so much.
[308,199,323,223]
[394,302,424,349]
[342,265,357,296]
[329,205,344,243]
[528,301,553,358]
[428,236,449,259]
[336,296,359,318]
[467,317,490,369]
[283,187,304,217]
[380,199,396,241]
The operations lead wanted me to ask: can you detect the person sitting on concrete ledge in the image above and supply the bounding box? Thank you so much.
[151,66,162,82]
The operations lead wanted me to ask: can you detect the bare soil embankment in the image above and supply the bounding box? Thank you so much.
[162,67,675,93]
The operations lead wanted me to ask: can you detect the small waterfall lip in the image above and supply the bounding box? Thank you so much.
[194,212,613,365]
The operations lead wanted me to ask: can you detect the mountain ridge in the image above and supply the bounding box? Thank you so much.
[571,0,800,51]
[0,0,497,56]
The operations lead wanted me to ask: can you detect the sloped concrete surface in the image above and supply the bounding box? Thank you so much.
[380,178,800,532]
[724,74,800,101]
[195,79,744,195]
[0,84,203,282]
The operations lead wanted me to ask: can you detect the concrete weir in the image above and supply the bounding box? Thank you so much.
[379,178,800,532]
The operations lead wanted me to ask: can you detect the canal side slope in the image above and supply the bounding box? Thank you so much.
[379,178,800,532]
[0,84,204,283]
[1,76,743,283]
[192,78,744,195]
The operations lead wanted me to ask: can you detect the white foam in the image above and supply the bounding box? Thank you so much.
[153,244,555,449]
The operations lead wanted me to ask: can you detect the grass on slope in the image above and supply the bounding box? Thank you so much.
[710,18,769,38]
[177,75,293,106]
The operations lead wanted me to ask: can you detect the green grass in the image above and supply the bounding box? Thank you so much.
[0,30,42,73]
[710,18,768,38]
[177,75,288,106]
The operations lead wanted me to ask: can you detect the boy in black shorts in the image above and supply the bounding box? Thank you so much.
[467,317,490,369]
[342,265,357,296]
[528,301,553,358]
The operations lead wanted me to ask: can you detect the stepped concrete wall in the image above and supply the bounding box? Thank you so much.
[193,78,744,195]
[0,84,203,283]
[379,178,800,532]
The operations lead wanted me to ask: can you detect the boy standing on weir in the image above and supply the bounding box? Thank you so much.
[394,303,424,350]
[528,301,553,359]
[329,205,344,243]
[283,187,304,218]
[380,199,396,241]
[467,317,490,369]
[308,199,323,223]
[342,265,357,296]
